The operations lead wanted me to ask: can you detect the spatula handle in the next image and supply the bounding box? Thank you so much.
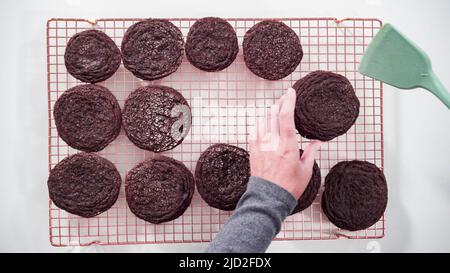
[421,72,450,110]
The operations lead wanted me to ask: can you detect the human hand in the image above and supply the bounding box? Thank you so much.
[249,88,322,199]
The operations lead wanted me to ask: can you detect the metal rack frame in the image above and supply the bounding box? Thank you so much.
[47,17,384,247]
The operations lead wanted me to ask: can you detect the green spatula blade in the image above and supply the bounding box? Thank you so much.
[359,23,450,109]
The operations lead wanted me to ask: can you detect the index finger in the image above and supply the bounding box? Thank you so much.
[278,88,297,140]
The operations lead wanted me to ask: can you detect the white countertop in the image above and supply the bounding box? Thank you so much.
[0,0,449,252]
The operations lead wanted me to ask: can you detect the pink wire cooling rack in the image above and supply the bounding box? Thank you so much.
[47,17,384,246]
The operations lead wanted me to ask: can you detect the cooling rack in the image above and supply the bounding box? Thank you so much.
[47,17,384,246]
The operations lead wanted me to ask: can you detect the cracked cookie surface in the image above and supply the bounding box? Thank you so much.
[195,144,250,211]
[122,85,191,152]
[65,29,121,83]
[243,20,303,80]
[322,160,387,231]
[186,17,238,72]
[294,71,360,141]
[48,153,121,218]
[125,156,194,224]
[121,19,184,80]
[54,84,121,152]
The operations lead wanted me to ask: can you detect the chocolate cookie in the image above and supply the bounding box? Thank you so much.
[294,71,360,141]
[322,160,387,231]
[243,20,303,80]
[195,144,250,211]
[125,156,194,224]
[185,17,238,72]
[291,149,321,214]
[48,153,121,218]
[122,85,191,152]
[53,84,122,152]
[65,29,121,83]
[121,19,184,80]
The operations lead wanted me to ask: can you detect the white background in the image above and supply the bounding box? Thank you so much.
[0,0,449,253]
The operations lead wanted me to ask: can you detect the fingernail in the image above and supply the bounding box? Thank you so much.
[287,88,296,96]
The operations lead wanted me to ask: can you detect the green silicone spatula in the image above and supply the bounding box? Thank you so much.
[359,23,450,109]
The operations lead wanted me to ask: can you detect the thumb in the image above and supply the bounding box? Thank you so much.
[300,140,322,167]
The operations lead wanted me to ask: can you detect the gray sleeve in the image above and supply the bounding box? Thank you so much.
[205,176,297,253]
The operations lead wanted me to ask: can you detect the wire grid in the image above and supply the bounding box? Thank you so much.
[47,18,384,247]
